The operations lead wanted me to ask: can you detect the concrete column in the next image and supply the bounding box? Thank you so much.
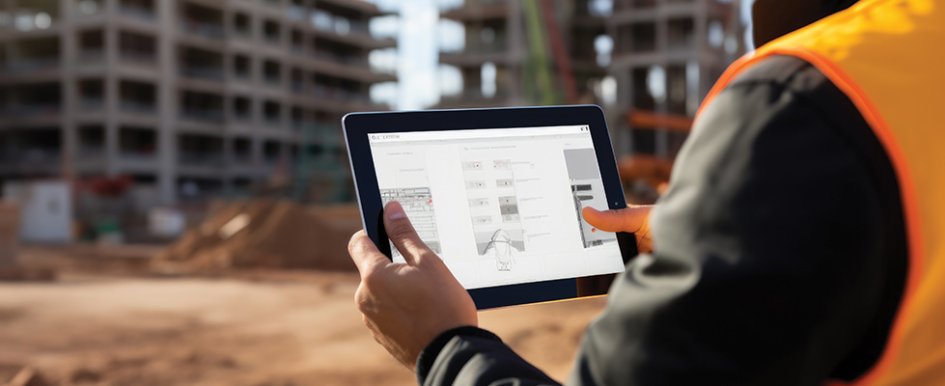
[615,69,633,155]
[694,0,708,105]
[507,1,524,103]
[103,0,119,176]
[653,9,669,159]
[156,0,178,204]
[59,0,77,181]
[221,4,232,188]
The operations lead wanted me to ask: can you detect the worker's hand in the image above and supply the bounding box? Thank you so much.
[582,205,654,254]
[348,201,477,369]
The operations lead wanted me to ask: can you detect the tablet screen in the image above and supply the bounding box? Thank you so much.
[368,125,625,290]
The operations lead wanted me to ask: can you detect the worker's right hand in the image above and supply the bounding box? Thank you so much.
[582,205,654,254]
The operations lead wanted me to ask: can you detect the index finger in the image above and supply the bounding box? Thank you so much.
[348,230,391,277]
[582,206,651,233]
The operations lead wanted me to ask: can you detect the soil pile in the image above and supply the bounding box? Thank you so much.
[153,200,360,274]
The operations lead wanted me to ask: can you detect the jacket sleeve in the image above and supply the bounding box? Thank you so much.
[419,62,898,386]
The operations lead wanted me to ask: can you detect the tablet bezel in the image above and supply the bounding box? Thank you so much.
[343,105,638,309]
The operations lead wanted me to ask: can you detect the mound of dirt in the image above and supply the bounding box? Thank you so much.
[153,200,360,274]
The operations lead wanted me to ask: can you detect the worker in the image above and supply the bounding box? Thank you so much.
[347,0,944,384]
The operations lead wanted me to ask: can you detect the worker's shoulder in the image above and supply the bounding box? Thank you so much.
[726,55,833,98]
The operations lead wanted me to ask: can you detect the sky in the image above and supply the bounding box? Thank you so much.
[369,0,459,111]
[369,0,754,111]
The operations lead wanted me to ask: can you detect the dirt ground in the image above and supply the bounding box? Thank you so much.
[0,247,606,386]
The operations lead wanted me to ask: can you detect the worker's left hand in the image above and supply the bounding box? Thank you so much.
[348,201,478,368]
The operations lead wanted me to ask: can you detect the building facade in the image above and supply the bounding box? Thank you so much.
[436,0,745,201]
[0,0,396,205]
[608,0,745,158]
[436,0,608,109]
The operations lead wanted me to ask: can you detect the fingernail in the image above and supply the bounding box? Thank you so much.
[387,203,406,220]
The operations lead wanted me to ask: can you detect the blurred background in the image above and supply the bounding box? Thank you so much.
[0,0,747,385]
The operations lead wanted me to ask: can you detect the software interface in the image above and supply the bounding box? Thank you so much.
[369,125,625,290]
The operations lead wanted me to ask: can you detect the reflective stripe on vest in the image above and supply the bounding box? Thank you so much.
[697,0,945,384]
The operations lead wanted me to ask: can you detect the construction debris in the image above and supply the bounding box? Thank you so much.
[1,365,48,386]
[152,200,361,274]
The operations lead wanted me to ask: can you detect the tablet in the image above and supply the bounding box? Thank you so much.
[343,105,637,309]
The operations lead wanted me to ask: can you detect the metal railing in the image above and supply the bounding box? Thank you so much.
[119,50,157,63]
[178,153,224,166]
[181,67,225,81]
[3,58,59,73]
[1,105,61,117]
[180,109,225,123]
[180,20,225,40]
[117,4,155,21]
[119,100,157,114]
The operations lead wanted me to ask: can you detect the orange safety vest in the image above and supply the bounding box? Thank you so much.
[697,0,945,384]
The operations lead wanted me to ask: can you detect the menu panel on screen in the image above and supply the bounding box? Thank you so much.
[368,125,625,290]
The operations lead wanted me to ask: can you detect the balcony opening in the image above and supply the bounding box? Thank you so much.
[290,106,304,130]
[667,18,695,51]
[119,80,156,114]
[9,0,59,31]
[262,140,282,164]
[263,20,281,43]
[180,46,224,81]
[290,68,305,93]
[79,29,104,61]
[78,78,104,110]
[118,0,154,21]
[290,29,304,53]
[262,100,281,125]
[78,125,105,157]
[231,96,252,121]
[130,174,156,185]
[263,60,281,85]
[466,21,506,53]
[180,2,224,39]
[232,12,251,37]
[8,36,60,72]
[0,128,61,164]
[118,30,156,63]
[313,78,365,103]
[178,133,223,165]
[312,39,362,67]
[231,137,252,163]
[180,91,224,123]
[119,126,157,159]
[312,4,369,37]
[618,22,656,54]
[614,0,656,10]
[6,82,60,116]
[232,54,251,80]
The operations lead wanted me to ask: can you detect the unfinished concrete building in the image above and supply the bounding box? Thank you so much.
[608,0,745,158]
[437,0,609,108]
[0,0,395,206]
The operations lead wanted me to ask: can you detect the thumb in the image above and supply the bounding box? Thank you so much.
[582,206,651,233]
[383,201,432,266]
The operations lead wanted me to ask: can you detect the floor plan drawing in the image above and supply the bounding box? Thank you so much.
[463,158,526,271]
[380,187,441,255]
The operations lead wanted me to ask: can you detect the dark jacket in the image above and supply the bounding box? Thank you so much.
[416,56,908,386]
